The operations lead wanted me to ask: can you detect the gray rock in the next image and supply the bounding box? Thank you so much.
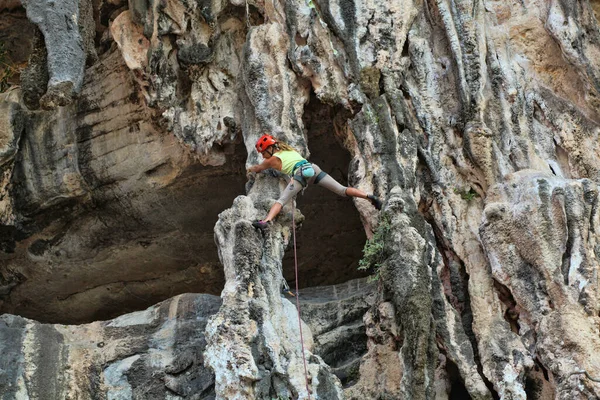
[0,100,23,166]
[299,278,377,383]
[178,43,213,66]
[205,190,344,399]
[0,294,221,399]
[20,0,96,109]
[2,49,246,324]
[481,172,600,398]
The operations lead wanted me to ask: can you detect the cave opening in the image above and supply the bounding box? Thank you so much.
[446,358,472,400]
[1,140,248,325]
[1,93,369,326]
[524,359,556,399]
[282,93,369,289]
[0,86,372,325]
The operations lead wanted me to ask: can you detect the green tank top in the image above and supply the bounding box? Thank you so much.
[274,150,306,175]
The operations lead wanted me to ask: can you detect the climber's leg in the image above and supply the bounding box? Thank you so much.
[311,164,382,210]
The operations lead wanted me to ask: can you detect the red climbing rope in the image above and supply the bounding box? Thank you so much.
[291,199,312,399]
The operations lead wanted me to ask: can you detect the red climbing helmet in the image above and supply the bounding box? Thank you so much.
[255,134,277,153]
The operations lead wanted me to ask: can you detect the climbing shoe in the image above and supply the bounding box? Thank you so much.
[281,287,296,297]
[367,194,382,210]
[252,220,271,230]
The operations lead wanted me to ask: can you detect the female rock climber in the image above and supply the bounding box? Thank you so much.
[248,134,382,229]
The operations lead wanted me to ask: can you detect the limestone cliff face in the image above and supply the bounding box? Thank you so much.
[2,0,600,399]
[0,294,222,399]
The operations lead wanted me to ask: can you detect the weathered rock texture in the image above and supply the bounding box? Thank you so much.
[0,2,35,87]
[0,293,221,399]
[205,190,344,399]
[0,6,366,325]
[20,0,96,109]
[299,278,376,386]
[1,0,600,399]
[0,281,373,399]
[1,48,246,323]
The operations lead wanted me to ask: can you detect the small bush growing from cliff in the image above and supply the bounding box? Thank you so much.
[454,187,479,201]
[358,214,392,281]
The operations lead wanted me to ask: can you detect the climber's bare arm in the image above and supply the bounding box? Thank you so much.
[248,156,282,173]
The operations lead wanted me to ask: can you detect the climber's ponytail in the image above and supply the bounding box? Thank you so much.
[274,141,296,152]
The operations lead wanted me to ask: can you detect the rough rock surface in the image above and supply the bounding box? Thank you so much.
[0,281,374,399]
[481,172,600,399]
[298,278,377,385]
[0,3,36,86]
[20,0,96,109]
[1,0,600,399]
[204,183,344,399]
[1,49,245,323]
[0,293,221,399]
[1,5,366,326]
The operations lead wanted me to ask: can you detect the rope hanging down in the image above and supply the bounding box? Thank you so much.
[291,199,312,399]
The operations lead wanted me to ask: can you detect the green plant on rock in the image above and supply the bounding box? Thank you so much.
[453,187,479,201]
[358,214,392,281]
[363,108,379,125]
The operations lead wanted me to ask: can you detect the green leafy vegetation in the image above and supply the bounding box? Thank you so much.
[358,214,392,281]
[453,187,479,201]
[363,107,379,125]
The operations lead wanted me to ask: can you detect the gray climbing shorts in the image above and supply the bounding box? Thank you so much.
[276,163,347,206]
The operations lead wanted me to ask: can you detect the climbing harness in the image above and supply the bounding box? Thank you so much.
[291,160,315,187]
[291,199,312,399]
[313,170,327,185]
[292,160,315,178]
